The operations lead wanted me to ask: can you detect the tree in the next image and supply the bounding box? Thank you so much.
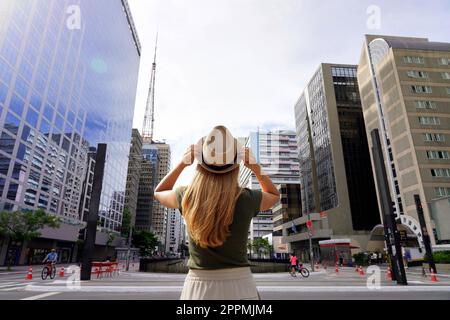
[121,207,132,238]
[0,209,59,269]
[104,231,116,260]
[0,209,59,241]
[251,238,271,259]
[132,230,158,257]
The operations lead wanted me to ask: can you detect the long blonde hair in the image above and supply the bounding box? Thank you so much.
[182,165,242,248]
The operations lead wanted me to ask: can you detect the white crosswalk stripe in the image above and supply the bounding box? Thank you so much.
[0,281,35,291]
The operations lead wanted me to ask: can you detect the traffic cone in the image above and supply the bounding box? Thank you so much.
[359,265,365,276]
[430,270,438,282]
[386,266,392,280]
[355,264,359,272]
[59,266,65,277]
[335,263,339,273]
[26,267,33,280]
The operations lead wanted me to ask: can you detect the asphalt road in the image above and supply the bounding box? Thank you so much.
[0,266,449,300]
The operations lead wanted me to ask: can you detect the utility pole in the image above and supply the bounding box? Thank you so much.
[302,169,314,272]
[371,129,407,285]
[81,144,107,281]
[414,194,437,274]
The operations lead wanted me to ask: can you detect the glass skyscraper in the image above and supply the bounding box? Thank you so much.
[0,0,140,264]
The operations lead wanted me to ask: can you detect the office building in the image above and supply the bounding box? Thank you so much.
[293,63,380,260]
[239,130,300,241]
[357,35,450,247]
[0,0,140,264]
[124,128,143,225]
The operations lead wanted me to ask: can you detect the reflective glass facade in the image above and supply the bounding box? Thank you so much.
[0,0,140,233]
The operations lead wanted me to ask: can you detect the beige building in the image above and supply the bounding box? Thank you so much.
[125,129,143,225]
[357,35,450,247]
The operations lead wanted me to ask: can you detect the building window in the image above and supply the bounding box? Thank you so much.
[438,58,450,65]
[431,168,450,178]
[442,72,450,80]
[423,133,445,142]
[419,116,440,125]
[411,85,432,93]
[404,56,425,64]
[447,88,450,95]
[435,187,450,197]
[406,70,428,78]
[415,101,437,109]
[426,150,450,159]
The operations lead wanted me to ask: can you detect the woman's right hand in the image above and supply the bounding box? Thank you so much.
[241,147,261,175]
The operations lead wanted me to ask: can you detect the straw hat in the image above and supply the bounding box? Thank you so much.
[195,125,242,174]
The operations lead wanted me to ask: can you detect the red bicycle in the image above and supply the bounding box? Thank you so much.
[41,262,56,280]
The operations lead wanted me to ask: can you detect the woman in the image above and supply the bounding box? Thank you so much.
[154,125,280,300]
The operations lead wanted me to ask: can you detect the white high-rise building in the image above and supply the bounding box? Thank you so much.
[239,130,300,241]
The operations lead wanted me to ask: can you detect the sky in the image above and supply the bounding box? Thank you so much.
[127,0,450,185]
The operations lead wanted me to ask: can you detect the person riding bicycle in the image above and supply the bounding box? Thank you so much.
[289,253,298,274]
[43,249,58,271]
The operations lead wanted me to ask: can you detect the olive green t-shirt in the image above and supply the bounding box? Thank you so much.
[175,186,262,270]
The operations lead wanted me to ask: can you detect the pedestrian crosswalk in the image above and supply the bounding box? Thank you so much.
[0,281,35,291]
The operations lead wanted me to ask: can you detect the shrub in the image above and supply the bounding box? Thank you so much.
[432,250,450,264]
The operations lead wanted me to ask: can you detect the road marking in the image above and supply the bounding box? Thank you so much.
[21,292,61,300]
[23,284,450,293]
[0,282,35,289]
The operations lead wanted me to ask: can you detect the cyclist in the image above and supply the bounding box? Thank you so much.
[43,249,58,273]
[289,253,298,275]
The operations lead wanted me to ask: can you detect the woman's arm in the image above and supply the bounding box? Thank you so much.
[243,147,280,211]
[154,145,196,208]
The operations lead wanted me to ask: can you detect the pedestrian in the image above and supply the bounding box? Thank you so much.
[154,125,280,300]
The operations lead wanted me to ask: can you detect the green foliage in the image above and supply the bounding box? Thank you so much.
[353,252,370,265]
[432,250,450,264]
[0,209,60,241]
[121,207,132,238]
[250,238,271,257]
[132,230,159,257]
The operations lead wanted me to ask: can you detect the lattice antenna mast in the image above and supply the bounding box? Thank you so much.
[142,33,158,143]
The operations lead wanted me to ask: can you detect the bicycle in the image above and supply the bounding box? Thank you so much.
[289,264,310,278]
[41,262,56,280]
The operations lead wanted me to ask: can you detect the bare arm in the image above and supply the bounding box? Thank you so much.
[154,145,196,208]
[243,147,280,211]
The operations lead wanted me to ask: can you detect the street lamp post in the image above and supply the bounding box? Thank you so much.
[302,169,314,272]
[125,224,133,271]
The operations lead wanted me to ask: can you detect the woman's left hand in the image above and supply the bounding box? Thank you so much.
[180,144,200,167]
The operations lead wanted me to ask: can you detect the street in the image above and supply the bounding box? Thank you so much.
[0,265,449,300]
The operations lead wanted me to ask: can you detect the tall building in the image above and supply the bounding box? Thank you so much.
[0,0,140,265]
[124,129,143,225]
[239,130,300,241]
[165,208,183,254]
[293,63,380,259]
[357,35,450,246]
[135,157,153,232]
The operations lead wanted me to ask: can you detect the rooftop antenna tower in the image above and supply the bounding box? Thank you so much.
[142,32,158,143]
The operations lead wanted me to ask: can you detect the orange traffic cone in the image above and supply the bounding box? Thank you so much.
[59,267,65,277]
[335,263,339,273]
[430,270,438,282]
[386,266,392,280]
[359,265,365,276]
[355,265,359,272]
[26,267,33,280]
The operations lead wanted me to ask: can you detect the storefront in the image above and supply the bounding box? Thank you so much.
[319,239,359,267]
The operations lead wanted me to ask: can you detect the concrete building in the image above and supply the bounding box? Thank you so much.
[357,35,450,248]
[429,196,450,243]
[293,63,381,260]
[239,130,300,242]
[0,0,140,265]
[124,129,143,225]
[165,208,183,254]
